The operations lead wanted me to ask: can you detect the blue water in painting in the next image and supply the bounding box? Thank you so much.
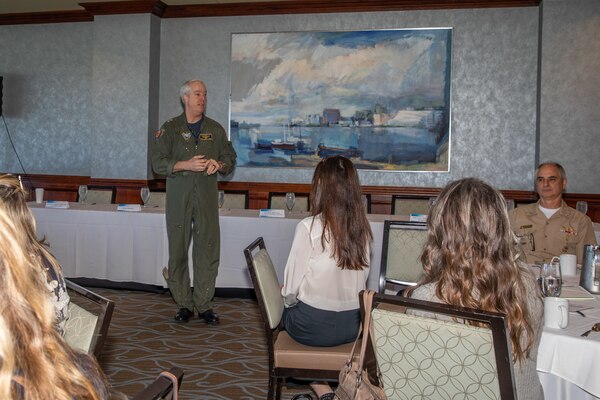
[231,125,441,169]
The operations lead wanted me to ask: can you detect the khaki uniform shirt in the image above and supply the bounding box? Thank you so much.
[509,200,597,264]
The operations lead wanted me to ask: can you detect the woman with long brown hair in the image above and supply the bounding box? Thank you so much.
[0,174,70,335]
[408,178,543,400]
[0,208,111,400]
[281,156,372,400]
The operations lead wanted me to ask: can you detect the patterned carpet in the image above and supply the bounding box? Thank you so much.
[93,288,312,399]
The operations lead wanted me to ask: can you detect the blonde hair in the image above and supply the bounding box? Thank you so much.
[0,179,109,399]
[414,178,536,364]
[0,175,63,284]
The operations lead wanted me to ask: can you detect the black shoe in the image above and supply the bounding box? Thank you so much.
[174,308,193,322]
[199,309,220,325]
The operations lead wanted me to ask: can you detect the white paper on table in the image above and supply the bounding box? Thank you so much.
[409,213,427,222]
[45,200,69,209]
[259,209,285,218]
[117,204,142,212]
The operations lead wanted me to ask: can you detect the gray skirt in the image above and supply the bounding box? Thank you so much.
[282,301,360,347]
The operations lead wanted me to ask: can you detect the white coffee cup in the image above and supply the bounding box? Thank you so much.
[560,254,577,276]
[35,188,44,204]
[544,297,569,329]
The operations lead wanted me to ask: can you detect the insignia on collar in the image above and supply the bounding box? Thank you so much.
[182,131,192,141]
[200,133,213,141]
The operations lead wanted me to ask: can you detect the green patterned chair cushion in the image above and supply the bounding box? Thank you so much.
[372,308,500,400]
[385,228,427,284]
[64,302,99,354]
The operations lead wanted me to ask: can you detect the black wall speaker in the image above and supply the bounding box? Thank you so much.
[0,76,3,117]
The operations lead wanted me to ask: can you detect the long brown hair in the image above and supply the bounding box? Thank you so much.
[0,209,110,399]
[0,174,63,282]
[415,178,537,364]
[310,156,372,270]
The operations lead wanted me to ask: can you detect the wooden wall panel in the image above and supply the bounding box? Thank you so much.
[12,173,600,222]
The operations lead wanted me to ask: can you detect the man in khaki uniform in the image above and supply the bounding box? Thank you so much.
[152,79,236,323]
[509,162,596,264]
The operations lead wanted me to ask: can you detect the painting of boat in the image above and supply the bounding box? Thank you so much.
[230,28,452,171]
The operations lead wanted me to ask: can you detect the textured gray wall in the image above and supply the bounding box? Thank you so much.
[160,8,539,189]
[89,14,155,180]
[0,2,597,192]
[0,22,93,176]
[540,0,600,193]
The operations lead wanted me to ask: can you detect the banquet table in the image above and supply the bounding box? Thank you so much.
[29,202,406,291]
[536,270,600,400]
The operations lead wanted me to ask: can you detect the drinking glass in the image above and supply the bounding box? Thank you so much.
[78,185,88,204]
[140,187,150,207]
[540,256,562,297]
[576,201,588,215]
[285,192,296,212]
[218,190,225,209]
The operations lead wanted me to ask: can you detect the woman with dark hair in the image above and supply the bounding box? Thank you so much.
[408,177,543,400]
[281,156,372,400]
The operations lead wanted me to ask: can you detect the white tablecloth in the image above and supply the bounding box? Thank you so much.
[29,203,402,290]
[537,271,600,400]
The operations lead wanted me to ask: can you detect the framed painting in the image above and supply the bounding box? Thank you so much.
[230,28,452,171]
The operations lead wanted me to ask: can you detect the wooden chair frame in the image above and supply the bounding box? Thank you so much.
[65,279,115,358]
[367,291,517,400]
[244,237,347,400]
[131,367,184,400]
[379,220,427,292]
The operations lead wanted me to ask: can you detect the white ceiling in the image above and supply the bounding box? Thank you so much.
[0,0,283,15]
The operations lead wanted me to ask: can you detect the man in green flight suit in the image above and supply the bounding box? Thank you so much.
[152,79,237,323]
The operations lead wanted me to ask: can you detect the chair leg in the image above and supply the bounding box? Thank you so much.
[275,377,282,400]
[268,374,275,400]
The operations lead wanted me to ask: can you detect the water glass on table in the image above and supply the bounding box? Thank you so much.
[78,185,88,204]
[140,187,150,207]
[540,256,563,297]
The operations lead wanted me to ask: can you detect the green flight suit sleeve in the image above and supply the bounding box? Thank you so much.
[151,120,179,177]
[217,137,237,176]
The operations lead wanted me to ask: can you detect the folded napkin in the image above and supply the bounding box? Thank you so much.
[117,204,142,212]
[45,200,69,209]
[259,209,285,218]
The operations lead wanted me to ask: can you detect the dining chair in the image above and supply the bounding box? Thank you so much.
[391,195,431,215]
[63,279,115,359]
[268,193,309,212]
[244,237,355,400]
[368,291,517,400]
[222,190,249,209]
[79,187,116,204]
[379,220,428,294]
[131,367,184,400]
[145,191,167,208]
[362,194,372,214]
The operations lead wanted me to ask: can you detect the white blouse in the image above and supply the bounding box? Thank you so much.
[281,215,370,312]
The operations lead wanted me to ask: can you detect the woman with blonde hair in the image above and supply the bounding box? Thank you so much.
[408,178,543,400]
[0,209,110,400]
[282,156,372,400]
[0,174,70,335]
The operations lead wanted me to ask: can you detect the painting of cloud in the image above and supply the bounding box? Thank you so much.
[230,29,452,171]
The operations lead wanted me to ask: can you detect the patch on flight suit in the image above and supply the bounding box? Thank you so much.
[181,131,192,141]
[200,133,213,141]
[154,128,164,140]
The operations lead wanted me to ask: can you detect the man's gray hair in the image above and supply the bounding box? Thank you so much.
[536,161,566,180]
[180,79,206,102]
